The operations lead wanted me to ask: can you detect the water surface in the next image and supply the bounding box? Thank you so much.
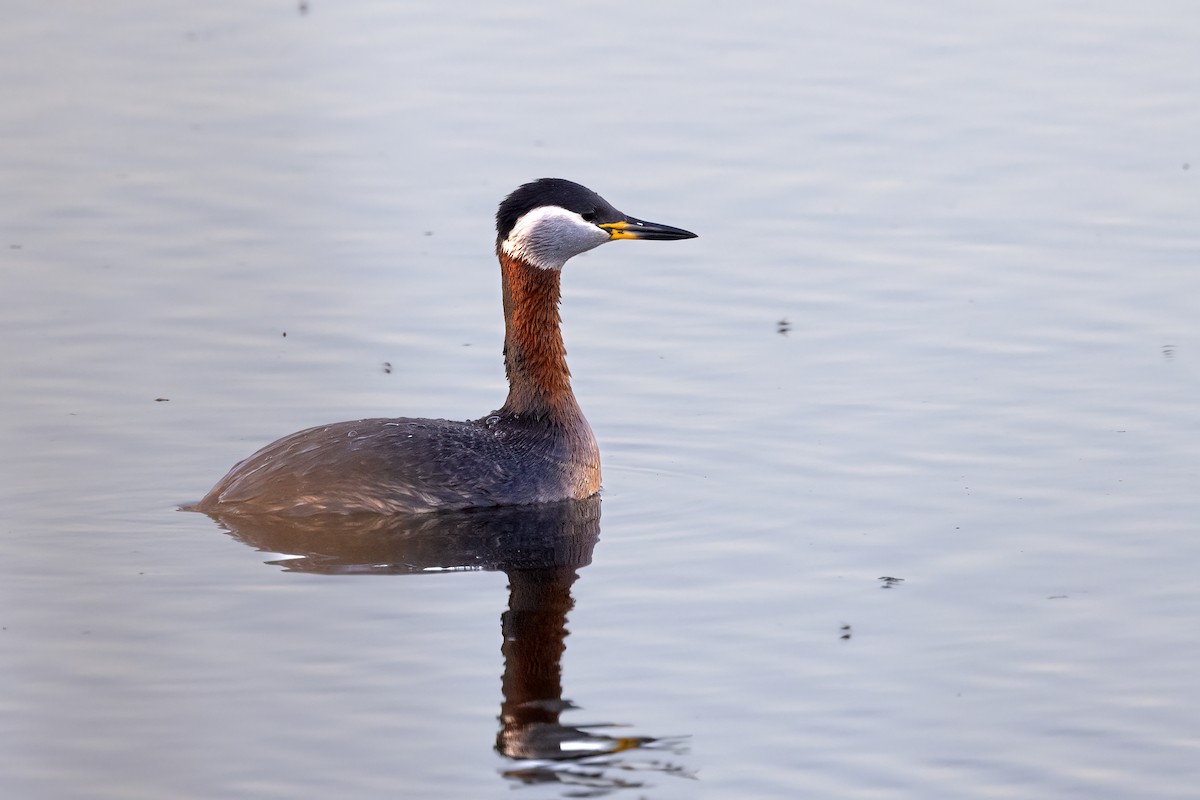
[3,1,1199,798]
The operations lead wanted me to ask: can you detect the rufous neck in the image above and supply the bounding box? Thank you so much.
[498,251,578,417]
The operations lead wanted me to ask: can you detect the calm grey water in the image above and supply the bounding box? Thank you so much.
[3,1,1199,798]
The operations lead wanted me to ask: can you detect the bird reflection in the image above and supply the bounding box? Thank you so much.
[198,498,689,792]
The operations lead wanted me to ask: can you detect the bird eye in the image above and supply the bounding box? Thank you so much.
[580,210,596,222]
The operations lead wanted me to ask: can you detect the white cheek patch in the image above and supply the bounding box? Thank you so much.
[502,206,611,270]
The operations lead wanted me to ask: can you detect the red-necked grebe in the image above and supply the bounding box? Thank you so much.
[195,178,697,516]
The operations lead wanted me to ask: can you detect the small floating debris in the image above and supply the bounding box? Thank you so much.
[878,576,905,589]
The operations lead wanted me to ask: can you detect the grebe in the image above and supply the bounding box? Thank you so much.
[195,178,696,516]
